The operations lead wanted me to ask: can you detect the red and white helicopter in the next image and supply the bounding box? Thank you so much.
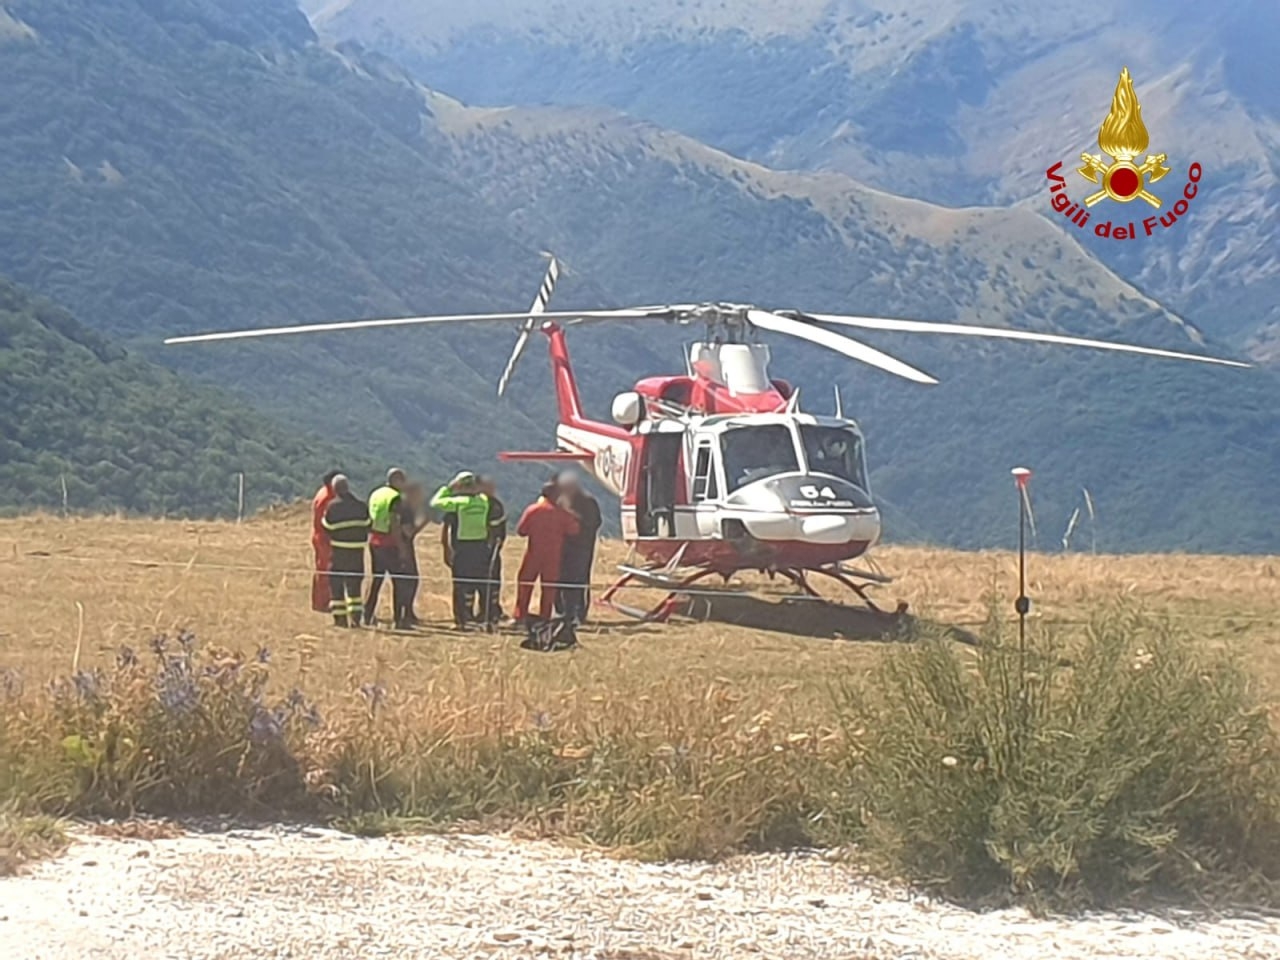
[167,257,1247,621]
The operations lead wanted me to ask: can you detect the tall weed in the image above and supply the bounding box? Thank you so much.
[835,610,1280,907]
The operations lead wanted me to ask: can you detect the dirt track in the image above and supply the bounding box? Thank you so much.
[3,826,1277,960]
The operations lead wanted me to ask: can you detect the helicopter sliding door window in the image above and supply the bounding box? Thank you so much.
[691,442,719,502]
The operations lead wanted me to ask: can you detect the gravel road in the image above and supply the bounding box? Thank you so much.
[2,825,1277,959]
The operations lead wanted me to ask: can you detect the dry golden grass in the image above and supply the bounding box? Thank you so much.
[0,512,1275,715]
[2,512,1277,903]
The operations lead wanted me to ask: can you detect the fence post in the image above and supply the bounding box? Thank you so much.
[60,473,69,517]
[237,472,246,524]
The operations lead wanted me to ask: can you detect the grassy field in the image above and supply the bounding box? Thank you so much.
[0,512,1276,712]
[2,512,1278,904]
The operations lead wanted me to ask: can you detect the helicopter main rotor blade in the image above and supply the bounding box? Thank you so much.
[746,309,939,385]
[497,254,560,398]
[800,313,1251,369]
[164,307,666,345]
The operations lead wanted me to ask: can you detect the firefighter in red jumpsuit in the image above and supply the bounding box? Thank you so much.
[514,482,580,623]
[310,470,340,613]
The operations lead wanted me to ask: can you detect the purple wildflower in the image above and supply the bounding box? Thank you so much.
[255,645,271,665]
[116,646,138,670]
[156,654,198,715]
[0,668,23,700]
[72,670,101,702]
[249,705,285,743]
[359,683,387,712]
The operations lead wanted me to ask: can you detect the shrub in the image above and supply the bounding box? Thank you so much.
[0,810,66,876]
[834,609,1280,908]
[0,635,317,816]
[0,635,827,860]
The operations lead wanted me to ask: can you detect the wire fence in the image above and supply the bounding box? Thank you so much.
[6,551,1277,625]
[9,550,740,596]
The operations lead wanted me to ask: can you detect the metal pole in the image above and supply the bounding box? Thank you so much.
[1011,468,1033,654]
[1017,488,1028,647]
[237,472,246,524]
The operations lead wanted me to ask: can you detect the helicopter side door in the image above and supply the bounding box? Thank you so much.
[635,420,685,538]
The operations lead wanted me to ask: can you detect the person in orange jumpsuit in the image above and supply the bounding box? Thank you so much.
[310,470,340,613]
[514,481,580,623]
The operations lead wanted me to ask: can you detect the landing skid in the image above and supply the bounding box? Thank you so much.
[776,565,902,615]
[599,567,726,623]
[599,562,906,624]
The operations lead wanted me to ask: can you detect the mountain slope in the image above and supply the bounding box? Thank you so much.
[0,0,581,473]
[1,0,1276,550]
[426,95,1280,553]
[0,277,358,516]
[313,0,1280,357]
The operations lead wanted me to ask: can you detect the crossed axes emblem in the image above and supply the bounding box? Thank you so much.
[1077,152,1172,208]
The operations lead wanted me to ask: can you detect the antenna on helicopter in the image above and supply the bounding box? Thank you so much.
[833,384,844,419]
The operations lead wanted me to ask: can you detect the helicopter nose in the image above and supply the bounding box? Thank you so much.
[799,514,851,543]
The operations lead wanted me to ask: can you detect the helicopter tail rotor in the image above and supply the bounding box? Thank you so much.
[497,253,561,397]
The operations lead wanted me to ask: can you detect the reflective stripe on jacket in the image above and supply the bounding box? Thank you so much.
[323,494,371,549]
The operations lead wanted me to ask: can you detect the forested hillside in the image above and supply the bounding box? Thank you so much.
[0,278,368,516]
[0,0,1276,550]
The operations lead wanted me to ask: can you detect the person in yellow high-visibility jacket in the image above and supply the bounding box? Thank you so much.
[365,468,410,629]
[430,471,492,630]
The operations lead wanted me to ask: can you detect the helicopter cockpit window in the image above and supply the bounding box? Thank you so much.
[720,425,799,492]
[800,426,867,490]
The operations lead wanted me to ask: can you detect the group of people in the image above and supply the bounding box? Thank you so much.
[310,467,602,632]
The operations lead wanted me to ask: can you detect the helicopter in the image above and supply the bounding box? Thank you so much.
[166,257,1249,621]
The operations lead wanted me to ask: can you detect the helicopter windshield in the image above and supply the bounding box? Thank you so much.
[720,424,799,492]
[799,425,867,490]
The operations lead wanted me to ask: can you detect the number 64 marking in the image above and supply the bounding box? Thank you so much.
[800,484,837,500]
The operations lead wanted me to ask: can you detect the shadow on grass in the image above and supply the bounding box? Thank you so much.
[674,593,980,645]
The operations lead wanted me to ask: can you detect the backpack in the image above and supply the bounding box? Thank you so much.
[520,617,578,653]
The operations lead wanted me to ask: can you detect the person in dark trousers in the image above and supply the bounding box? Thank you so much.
[478,475,508,627]
[321,475,370,627]
[365,468,411,629]
[514,481,579,624]
[310,469,340,614]
[556,471,602,625]
[398,483,429,627]
[430,472,492,630]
